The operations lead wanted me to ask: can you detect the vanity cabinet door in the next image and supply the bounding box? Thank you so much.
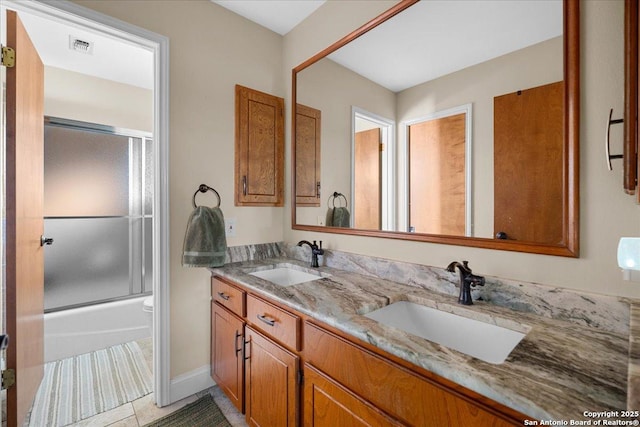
[211,301,245,413]
[304,363,402,427]
[245,326,299,427]
[235,84,285,206]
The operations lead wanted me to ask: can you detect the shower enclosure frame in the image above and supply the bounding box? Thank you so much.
[43,116,153,313]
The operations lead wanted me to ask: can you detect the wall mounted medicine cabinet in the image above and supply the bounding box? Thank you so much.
[235,85,284,206]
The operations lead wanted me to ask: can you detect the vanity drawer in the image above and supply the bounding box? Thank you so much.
[247,294,300,351]
[212,276,245,317]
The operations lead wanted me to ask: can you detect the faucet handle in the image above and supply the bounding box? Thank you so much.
[319,240,322,249]
[462,260,469,269]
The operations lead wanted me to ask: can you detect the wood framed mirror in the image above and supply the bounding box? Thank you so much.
[292,0,579,257]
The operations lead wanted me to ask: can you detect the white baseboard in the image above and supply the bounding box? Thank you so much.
[169,364,216,404]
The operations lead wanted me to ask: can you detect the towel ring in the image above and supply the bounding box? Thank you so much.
[192,184,221,208]
[328,191,347,208]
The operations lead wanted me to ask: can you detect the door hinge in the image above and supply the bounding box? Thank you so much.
[2,369,15,390]
[1,46,15,68]
[297,369,304,386]
[380,143,385,152]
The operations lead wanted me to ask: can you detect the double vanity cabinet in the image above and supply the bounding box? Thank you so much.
[210,274,528,426]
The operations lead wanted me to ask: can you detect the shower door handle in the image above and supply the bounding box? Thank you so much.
[40,236,54,246]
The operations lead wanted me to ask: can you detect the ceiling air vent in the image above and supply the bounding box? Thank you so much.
[69,36,94,55]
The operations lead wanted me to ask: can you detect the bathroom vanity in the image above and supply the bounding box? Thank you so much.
[210,256,630,426]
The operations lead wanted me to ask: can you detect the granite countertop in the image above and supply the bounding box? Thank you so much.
[211,257,632,422]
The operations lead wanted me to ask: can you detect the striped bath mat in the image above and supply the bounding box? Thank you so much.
[29,341,152,426]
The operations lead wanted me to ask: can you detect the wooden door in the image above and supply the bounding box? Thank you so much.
[408,113,466,235]
[211,302,245,413]
[4,10,45,427]
[245,326,298,427]
[354,128,381,229]
[494,81,563,243]
[235,85,284,206]
[304,364,401,427]
[295,104,321,206]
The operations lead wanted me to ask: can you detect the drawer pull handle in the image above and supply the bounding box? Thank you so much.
[257,314,276,327]
[234,330,242,356]
[217,292,230,301]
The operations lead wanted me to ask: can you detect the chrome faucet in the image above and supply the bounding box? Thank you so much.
[297,240,324,268]
[446,261,485,305]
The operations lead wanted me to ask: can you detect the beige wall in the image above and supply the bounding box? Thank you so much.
[286,0,640,300]
[69,0,640,381]
[296,57,395,225]
[44,66,153,131]
[73,0,285,378]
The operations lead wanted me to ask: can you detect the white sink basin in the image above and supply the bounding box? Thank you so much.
[364,301,526,364]
[249,267,323,287]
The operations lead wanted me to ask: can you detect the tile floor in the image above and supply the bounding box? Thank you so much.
[20,338,247,427]
[65,385,247,427]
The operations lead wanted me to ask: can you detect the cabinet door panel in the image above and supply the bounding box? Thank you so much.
[211,302,245,413]
[245,326,298,427]
[296,104,321,206]
[235,85,284,206]
[304,363,401,427]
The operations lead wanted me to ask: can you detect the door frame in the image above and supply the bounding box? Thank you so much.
[351,107,395,231]
[0,0,171,406]
[402,103,473,236]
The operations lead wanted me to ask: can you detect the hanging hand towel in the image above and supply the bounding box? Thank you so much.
[325,207,335,227]
[333,207,351,228]
[182,206,227,267]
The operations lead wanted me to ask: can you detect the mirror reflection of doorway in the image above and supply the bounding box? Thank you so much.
[352,108,395,231]
[405,104,472,236]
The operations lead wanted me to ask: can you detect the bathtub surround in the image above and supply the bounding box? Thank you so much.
[44,296,151,362]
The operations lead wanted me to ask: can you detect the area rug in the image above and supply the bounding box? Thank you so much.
[28,341,153,426]
[143,394,231,427]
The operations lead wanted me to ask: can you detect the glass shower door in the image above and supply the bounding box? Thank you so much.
[43,118,153,312]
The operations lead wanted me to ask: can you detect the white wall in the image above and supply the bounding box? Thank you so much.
[73,0,285,378]
[285,0,640,300]
[44,66,153,131]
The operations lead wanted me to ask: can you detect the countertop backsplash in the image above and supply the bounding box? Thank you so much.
[282,242,631,336]
[221,242,631,336]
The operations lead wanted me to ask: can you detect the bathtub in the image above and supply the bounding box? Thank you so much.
[44,296,151,362]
